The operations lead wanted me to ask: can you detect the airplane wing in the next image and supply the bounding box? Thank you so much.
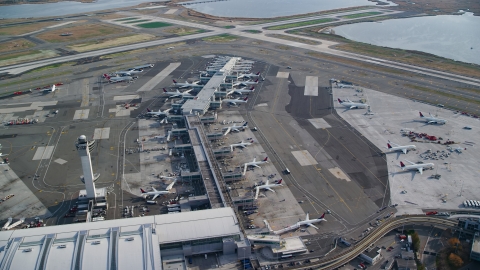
[350,106,357,109]
[402,148,407,154]
[418,167,423,174]
[152,186,158,192]
[151,194,159,200]
[404,160,415,165]
[390,142,400,147]
[265,187,275,193]
[239,144,246,148]
[184,89,193,93]
[230,145,234,151]
[165,180,177,191]
[224,127,231,136]
[307,223,319,230]
[306,213,309,221]
[273,223,300,235]
[255,187,260,200]
[253,164,261,168]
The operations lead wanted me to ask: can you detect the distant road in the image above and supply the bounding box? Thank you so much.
[1,9,479,87]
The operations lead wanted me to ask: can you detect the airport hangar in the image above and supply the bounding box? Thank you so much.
[0,57,265,269]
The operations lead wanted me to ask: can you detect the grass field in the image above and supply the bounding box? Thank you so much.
[223,25,235,29]
[68,34,156,52]
[0,50,57,67]
[342,11,383,19]
[114,17,139,22]
[36,24,126,43]
[202,34,237,43]
[242,30,262,34]
[0,39,35,53]
[136,22,172,28]
[266,18,335,30]
[164,27,203,35]
[124,19,151,24]
[0,22,57,36]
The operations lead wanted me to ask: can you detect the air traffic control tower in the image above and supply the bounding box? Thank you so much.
[75,135,97,199]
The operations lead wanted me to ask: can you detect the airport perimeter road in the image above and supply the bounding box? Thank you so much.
[2,14,480,88]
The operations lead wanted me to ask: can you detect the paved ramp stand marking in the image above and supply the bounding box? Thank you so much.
[308,118,331,129]
[81,79,90,107]
[165,9,178,14]
[93,127,111,140]
[328,167,351,182]
[32,146,54,160]
[73,109,90,120]
[113,95,139,101]
[137,62,181,92]
[54,158,67,165]
[276,72,289,78]
[304,76,318,96]
[291,150,318,166]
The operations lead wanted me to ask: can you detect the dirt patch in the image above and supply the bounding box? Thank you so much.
[35,23,129,43]
[68,34,156,52]
[0,39,36,53]
[0,22,57,36]
[0,50,57,67]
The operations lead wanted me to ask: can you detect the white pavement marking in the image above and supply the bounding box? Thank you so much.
[109,105,131,117]
[255,103,269,107]
[73,109,89,120]
[113,95,140,101]
[136,62,181,92]
[304,76,318,96]
[93,127,111,139]
[46,21,76,28]
[308,118,331,129]
[32,146,54,160]
[165,9,178,14]
[291,150,318,166]
[54,158,68,165]
[277,72,289,78]
[0,101,58,114]
[328,167,351,182]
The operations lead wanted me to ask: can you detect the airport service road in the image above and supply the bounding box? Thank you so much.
[2,13,480,90]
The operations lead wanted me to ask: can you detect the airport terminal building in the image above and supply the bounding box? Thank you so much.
[0,208,250,270]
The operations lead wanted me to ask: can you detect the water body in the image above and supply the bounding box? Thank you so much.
[182,0,395,18]
[334,13,480,65]
[0,0,167,19]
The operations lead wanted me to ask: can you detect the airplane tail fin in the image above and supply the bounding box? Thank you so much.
[146,108,152,112]
[244,97,248,101]
[173,80,178,84]
[263,157,268,162]
[419,112,424,117]
[243,122,248,127]
[163,88,167,92]
[400,161,405,168]
[337,98,343,103]
[277,179,282,184]
[320,213,325,219]
[250,86,255,91]
[103,73,108,78]
[255,79,259,82]
[387,143,392,149]
[256,72,260,75]
[140,188,146,193]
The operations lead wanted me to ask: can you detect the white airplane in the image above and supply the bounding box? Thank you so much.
[223,122,248,132]
[172,80,200,89]
[255,179,283,199]
[43,85,56,93]
[163,88,193,98]
[400,160,434,174]
[222,96,248,106]
[337,98,368,109]
[230,140,253,151]
[103,74,133,83]
[145,108,171,117]
[140,180,177,200]
[239,72,260,79]
[419,112,447,124]
[228,86,255,95]
[126,68,143,73]
[274,213,326,234]
[233,79,259,87]
[244,156,268,169]
[387,142,416,154]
